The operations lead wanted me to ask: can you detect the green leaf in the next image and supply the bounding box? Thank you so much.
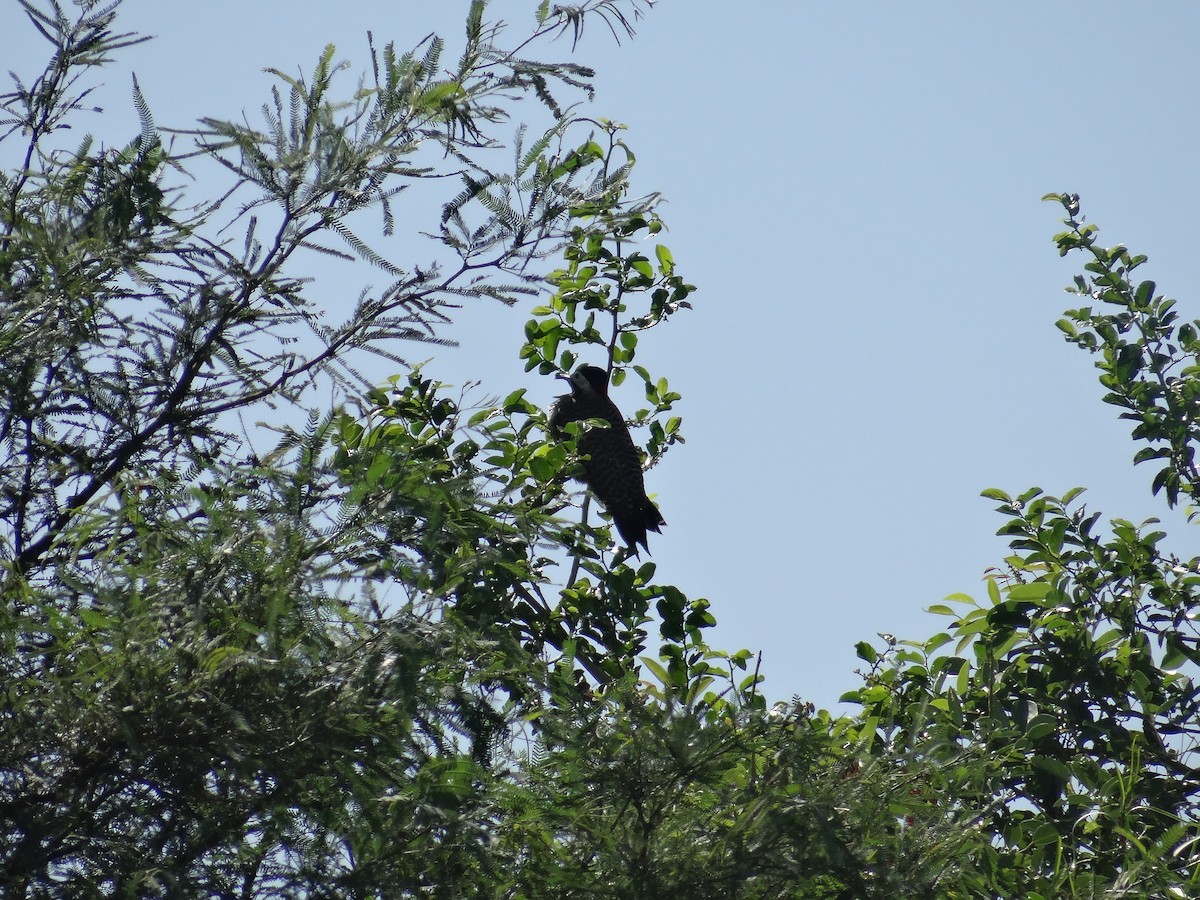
[417,80,464,110]
[1060,486,1086,504]
[1006,582,1051,602]
[655,243,674,273]
[640,655,670,687]
[1030,821,1062,847]
[986,578,1002,605]
[79,608,115,630]
[1031,755,1071,783]
[1134,280,1156,306]
[925,631,952,653]
[956,659,972,695]
[1026,714,1058,742]
[858,716,879,750]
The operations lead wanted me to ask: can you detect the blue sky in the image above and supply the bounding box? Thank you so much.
[7,1,1200,709]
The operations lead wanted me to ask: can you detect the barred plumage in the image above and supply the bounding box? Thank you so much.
[549,365,666,555]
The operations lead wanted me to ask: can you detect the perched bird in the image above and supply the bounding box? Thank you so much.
[550,364,666,555]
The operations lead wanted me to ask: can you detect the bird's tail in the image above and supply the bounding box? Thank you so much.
[615,498,666,557]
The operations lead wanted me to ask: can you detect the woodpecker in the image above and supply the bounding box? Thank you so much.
[550,364,666,555]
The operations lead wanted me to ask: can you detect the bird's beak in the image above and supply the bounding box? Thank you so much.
[555,371,572,382]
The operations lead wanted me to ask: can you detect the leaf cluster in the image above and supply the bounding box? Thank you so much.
[842,198,1200,896]
[1047,191,1200,508]
[0,1,728,895]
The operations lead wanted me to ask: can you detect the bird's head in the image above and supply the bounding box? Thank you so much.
[566,364,610,397]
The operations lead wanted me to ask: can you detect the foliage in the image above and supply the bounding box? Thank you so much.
[489,654,1001,900]
[0,0,696,894]
[846,197,1200,897]
[0,2,963,896]
[6,2,1200,898]
[1049,192,1200,509]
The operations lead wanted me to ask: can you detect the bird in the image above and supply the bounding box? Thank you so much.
[549,364,666,555]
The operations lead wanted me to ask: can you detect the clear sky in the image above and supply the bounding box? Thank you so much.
[7,1,1200,710]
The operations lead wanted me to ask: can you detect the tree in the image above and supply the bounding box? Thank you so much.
[845,196,1200,897]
